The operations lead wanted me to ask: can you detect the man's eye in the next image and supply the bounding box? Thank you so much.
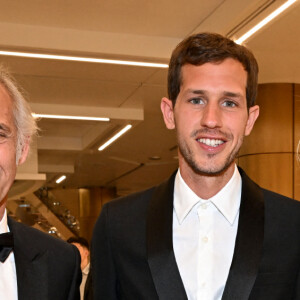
[0,133,8,141]
[223,100,237,108]
[189,98,204,105]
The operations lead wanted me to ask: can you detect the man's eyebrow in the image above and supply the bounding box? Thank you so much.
[0,123,12,133]
[223,91,243,98]
[184,90,243,98]
[184,89,207,95]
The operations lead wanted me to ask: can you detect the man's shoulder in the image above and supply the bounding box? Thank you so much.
[260,188,300,239]
[262,188,300,210]
[103,185,156,214]
[93,186,158,241]
[240,167,300,206]
[97,176,173,228]
[240,167,300,216]
[104,171,177,212]
[9,217,77,255]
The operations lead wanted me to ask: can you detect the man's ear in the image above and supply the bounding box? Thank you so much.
[245,105,260,136]
[17,139,30,165]
[161,97,175,129]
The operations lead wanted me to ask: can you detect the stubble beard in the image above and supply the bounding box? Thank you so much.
[177,133,244,177]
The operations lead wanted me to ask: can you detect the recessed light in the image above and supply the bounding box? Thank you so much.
[98,124,132,151]
[235,0,297,44]
[56,175,66,184]
[32,113,110,122]
[149,156,161,160]
[0,50,168,68]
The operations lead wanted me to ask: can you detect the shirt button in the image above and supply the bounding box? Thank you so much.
[202,203,207,209]
[202,236,208,243]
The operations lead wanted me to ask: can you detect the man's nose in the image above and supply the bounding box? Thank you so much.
[200,103,222,128]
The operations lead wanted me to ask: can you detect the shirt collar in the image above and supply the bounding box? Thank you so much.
[82,262,90,275]
[174,170,202,224]
[0,209,8,234]
[209,165,241,225]
[174,165,241,225]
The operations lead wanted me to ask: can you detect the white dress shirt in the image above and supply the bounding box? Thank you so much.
[80,262,90,300]
[0,210,18,300]
[173,165,241,300]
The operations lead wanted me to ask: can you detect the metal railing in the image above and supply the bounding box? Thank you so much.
[35,187,80,236]
[8,198,61,238]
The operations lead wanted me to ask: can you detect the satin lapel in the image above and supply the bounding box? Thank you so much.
[8,217,48,300]
[222,169,265,300]
[147,172,188,300]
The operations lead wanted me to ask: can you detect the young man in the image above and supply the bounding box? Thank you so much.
[91,33,300,300]
[0,67,81,300]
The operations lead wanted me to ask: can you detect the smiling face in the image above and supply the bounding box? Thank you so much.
[0,84,29,216]
[161,58,259,179]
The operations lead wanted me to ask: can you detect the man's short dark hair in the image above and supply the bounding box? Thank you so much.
[168,32,259,108]
[67,236,89,250]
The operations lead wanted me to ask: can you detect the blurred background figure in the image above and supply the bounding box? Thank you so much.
[68,237,91,300]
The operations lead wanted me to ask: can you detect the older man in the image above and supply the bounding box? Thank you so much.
[91,33,300,300]
[0,67,81,300]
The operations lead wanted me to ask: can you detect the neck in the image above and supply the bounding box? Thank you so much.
[179,163,235,199]
[0,197,7,222]
[81,257,89,270]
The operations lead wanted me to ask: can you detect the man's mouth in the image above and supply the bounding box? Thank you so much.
[197,138,225,147]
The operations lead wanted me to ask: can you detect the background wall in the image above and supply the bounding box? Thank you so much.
[238,83,299,200]
[294,84,300,200]
[79,187,116,242]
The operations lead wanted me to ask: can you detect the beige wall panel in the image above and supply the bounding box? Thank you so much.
[238,153,293,198]
[79,189,93,241]
[79,189,92,218]
[79,187,116,241]
[240,83,293,156]
[295,162,300,201]
[78,217,94,242]
[100,187,117,206]
[295,84,300,201]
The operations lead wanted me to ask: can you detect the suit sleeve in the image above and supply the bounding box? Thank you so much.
[91,204,119,300]
[68,245,82,300]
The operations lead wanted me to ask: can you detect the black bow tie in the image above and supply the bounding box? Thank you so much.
[0,232,14,263]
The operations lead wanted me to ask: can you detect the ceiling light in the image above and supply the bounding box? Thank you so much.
[56,175,66,184]
[32,113,110,122]
[149,156,161,160]
[0,50,168,68]
[235,0,297,44]
[98,124,132,151]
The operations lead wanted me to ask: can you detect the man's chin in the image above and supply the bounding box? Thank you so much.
[179,147,237,177]
[193,167,228,177]
[189,160,235,177]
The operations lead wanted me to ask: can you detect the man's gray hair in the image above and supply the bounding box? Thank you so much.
[0,66,37,162]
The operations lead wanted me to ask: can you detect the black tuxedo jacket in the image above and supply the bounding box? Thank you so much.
[8,217,81,300]
[91,169,300,300]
